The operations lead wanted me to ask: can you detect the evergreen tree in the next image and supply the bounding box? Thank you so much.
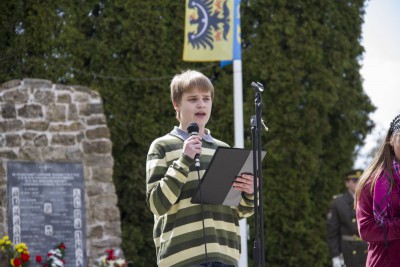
[241,1,374,265]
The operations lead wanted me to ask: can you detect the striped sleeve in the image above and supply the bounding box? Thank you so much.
[237,192,255,218]
[146,137,194,216]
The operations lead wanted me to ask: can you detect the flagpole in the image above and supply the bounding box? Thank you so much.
[233,59,248,267]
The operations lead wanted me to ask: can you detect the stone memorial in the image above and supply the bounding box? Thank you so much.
[0,79,122,266]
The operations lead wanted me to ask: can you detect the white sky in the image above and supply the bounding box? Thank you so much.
[355,0,400,168]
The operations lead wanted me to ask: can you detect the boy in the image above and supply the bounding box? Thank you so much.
[146,70,255,267]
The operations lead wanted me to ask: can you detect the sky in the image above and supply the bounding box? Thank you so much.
[354,0,400,168]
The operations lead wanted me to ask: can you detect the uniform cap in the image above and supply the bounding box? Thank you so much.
[345,169,363,180]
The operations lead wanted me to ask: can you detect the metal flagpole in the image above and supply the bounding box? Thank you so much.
[234,59,249,267]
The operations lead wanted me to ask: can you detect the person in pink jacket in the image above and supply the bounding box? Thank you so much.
[355,114,400,267]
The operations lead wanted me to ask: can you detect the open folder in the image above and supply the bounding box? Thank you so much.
[191,147,266,206]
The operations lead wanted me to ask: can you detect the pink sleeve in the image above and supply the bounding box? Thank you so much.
[356,185,400,242]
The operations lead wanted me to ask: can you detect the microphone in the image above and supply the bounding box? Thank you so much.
[187,122,200,169]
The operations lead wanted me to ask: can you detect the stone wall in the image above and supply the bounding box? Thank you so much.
[0,79,122,265]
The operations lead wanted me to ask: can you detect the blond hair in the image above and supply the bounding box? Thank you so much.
[354,131,396,206]
[170,70,214,120]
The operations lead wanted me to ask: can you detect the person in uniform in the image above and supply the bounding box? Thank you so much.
[327,169,368,267]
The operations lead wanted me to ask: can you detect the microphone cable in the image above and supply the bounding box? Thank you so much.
[196,161,210,266]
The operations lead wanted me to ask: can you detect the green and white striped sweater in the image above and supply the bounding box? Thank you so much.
[146,127,254,267]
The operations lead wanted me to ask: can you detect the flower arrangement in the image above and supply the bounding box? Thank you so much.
[0,236,30,267]
[35,243,66,267]
[0,236,66,267]
[95,249,127,267]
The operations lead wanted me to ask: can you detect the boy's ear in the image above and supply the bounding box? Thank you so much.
[173,101,180,111]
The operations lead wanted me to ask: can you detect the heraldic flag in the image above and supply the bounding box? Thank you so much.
[183,0,241,62]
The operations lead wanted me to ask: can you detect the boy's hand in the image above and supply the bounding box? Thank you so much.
[233,173,255,194]
[183,136,202,160]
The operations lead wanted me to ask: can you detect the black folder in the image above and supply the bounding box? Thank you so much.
[191,147,266,206]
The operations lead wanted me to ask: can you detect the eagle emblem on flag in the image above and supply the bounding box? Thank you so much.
[188,0,230,50]
[183,0,235,61]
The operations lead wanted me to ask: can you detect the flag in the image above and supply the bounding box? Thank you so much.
[183,0,239,62]
[220,0,241,67]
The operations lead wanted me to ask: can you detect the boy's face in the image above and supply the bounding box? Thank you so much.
[174,88,212,132]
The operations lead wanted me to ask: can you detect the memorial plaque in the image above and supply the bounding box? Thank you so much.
[7,161,86,267]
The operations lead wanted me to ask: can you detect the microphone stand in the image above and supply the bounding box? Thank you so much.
[250,81,265,267]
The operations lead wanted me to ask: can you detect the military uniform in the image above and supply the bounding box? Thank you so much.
[327,190,367,267]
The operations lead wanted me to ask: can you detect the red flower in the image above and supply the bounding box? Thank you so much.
[105,249,115,260]
[13,258,22,267]
[35,255,43,263]
[59,243,66,249]
[21,253,30,262]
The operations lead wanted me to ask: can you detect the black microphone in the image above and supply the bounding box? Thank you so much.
[187,122,200,169]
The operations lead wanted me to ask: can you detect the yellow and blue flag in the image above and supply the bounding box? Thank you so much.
[183,0,241,62]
